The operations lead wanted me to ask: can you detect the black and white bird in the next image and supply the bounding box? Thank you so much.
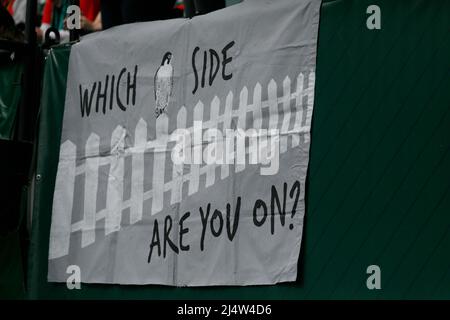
[154,52,174,118]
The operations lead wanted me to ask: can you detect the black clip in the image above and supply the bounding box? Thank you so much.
[43,27,61,49]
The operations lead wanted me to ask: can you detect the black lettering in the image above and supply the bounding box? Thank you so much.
[210,209,224,237]
[199,203,211,251]
[192,46,200,95]
[226,197,240,241]
[109,75,115,110]
[209,49,220,86]
[289,181,301,230]
[127,65,138,106]
[79,82,97,117]
[96,76,109,114]
[116,67,126,111]
[253,199,267,227]
[221,41,235,81]
[147,219,161,263]
[271,183,287,235]
[179,212,190,251]
[201,50,207,89]
[163,215,179,258]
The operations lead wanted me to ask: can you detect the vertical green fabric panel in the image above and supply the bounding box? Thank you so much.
[0,57,23,140]
[0,55,26,299]
[307,0,450,299]
[28,0,450,299]
[0,232,25,299]
[27,45,71,299]
[0,185,28,300]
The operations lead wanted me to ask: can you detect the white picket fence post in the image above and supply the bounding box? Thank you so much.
[204,97,220,187]
[130,119,146,224]
[152,114,169,215]
[292,73,305,147]
[49,141,76,259]
[234,86,247,173]
[268,79,279,132]
[188,101,203,196]
[221,91,233,180]
[50,71,316,258]
[82,133,100,248]
[170,106,187,205]
[105,126,125,234]
[304,72,316,143]
[281,76,292,153]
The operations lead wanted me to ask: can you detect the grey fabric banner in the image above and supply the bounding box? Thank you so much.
[48,0,321,286]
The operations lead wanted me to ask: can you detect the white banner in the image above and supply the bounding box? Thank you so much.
[48,0,321,286]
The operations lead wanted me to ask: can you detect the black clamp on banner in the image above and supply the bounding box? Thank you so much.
[43,27,61,49]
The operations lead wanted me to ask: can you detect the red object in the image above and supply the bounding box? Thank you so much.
[2,0,15,15]
[41,0,100,25]
[41,0,53,24]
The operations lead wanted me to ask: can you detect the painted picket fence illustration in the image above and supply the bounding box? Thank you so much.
[49,71,315,259]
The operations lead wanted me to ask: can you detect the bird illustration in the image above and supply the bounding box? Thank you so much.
[154,52,174,118]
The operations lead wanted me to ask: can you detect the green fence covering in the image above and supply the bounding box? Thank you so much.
[0,232,25,299]
[0,55,25,300]
[28,0,450,299]
[0,57,23,140]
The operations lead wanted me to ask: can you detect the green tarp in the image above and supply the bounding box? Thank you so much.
[0,57,22,140]
[0,57,25,299]
[0,55,25,299]
[0,232,25,299]
[28,0,450,299]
